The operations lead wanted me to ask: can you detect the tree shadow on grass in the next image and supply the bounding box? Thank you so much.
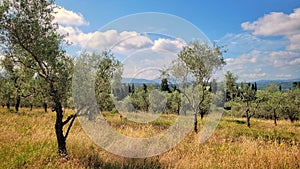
[80,154,162,169]
[225,119,246,124]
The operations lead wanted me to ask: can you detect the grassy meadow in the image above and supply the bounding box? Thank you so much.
[0,107,300,169]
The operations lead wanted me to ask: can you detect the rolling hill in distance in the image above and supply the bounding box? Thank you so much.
[122,78,300,90]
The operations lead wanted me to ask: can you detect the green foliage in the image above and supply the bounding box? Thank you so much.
[282,88,300,122]
[73,51,122,113]
[129,85,151,112]
[160,78,170,92]
[169,40,226,116]
[165,90,181,114]
[225,71,238,101]
[110,108,119,115]
[177,41,225,82]
[0,0,73,103]
[0,75,14,107]
[95,50,121,111]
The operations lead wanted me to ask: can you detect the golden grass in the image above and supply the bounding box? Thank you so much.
[0,108,299,168]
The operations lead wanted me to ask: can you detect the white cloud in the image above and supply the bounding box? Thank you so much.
[224,49,300,81]
[151,38,186,54]
[268,51,299,68]
[113,33,153,53]
[225,50,259,67]
[289,58,300,65]
[276,74,292,78]
[241,8,300,51]
[240,73,267,79]
[57,24,186,56]
[57,26,93,47]
[221,8,300,81]
[224,50,263,81]
[86,30,154,53]
[53,6,89,26]
[56,27,153,53]
[287,34,300,50]
[119,38,187,80]
[241,8,300,36]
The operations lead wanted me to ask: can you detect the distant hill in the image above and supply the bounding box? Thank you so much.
[251,78,300,90]
[121,77,300,90]
[121,78,160,86]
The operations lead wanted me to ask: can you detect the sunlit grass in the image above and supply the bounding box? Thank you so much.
[0,107,299,168]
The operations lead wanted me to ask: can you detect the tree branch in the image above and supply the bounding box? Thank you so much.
[62,113,76,126]
[12,28,48,79]
[64,114,76,140]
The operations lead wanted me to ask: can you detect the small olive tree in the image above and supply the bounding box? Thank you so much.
[282,88,300,122]
[225,71,238,101]
[262,83,284,126]
[168,40,225,133]
[237,82,265,128]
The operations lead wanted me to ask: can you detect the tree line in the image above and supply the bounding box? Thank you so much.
[224,71,300,127]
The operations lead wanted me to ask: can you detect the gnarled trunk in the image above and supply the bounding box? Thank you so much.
[273,109,277,126]
[246,108,251,128]
[54,101,67,157]
[50,83,68,158]
[15,95,20,112]
[177,103,180,115]
[200,110,205,119]
[43,102,48,113]
[194,109,198,133]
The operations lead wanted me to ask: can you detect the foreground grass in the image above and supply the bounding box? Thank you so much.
[0,108,299,169]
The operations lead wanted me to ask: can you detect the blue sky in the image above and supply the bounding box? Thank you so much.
[54,0,300,81]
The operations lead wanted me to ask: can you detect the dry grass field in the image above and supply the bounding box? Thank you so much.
[0,108,300,169]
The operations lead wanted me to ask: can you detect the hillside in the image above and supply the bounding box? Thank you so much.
[1,108,299,168]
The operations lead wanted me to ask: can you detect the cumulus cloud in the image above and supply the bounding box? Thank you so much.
[221,8,300,81]
[224,50,263,80]
[53,6,89,26]
[224,49,300,81]
[225,50,259,67]
[268,51,300,68]
[289,58,300,65]
[86,30,154,53]
[52,7,186,56]
[111,33,153,53]
[241,8,300,36]
[57,26,93,46]
[240,73,267,79]
[151,38,186,54]
[56,26,153,53]
[287,34,300,50]
[241,8,300,51]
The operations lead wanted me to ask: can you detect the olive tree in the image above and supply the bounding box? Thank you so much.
[225,71,238,101]
[262,83,284,126]
[282,88,300,122]
[0,74,14,108]
[237,82,264,128]
[168,40,225,133]
[0,0,74,157]
[95,50,121,111]
[1,55,36,112]
[73,51,122,121]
